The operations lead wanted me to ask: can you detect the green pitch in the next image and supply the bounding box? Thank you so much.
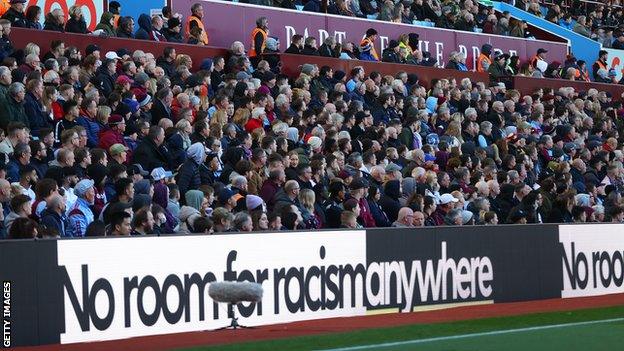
[177,306,624,351]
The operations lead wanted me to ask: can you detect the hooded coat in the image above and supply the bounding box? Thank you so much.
[379,180,402,223]
[177,143,204,200]
[134,14,152,40]
[95,12,116,36]
[178,190,204,233]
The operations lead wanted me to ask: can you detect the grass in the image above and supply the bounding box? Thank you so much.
[175,305,624,351]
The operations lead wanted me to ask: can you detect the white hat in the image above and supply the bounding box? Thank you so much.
[105,51,121,60]
[439,193,459,205]
[151,167,173,181]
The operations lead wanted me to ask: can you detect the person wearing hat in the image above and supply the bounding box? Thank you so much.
[381,40,400,63]
[177,142,205,199]
[66,179,96,237]
[349,177,376,227]
[530,48,548,73]
[488,51,510,81]
[360,28,379,61]
[98,114,128,153]
[2,0,27,28]
[109,143,129,166]
[477,44,493,72]
[429,193,459,226]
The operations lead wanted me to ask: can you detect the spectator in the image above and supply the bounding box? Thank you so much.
[43,8,64,32]
[65,5,90,34]
[2,0,27,28]
[94,12,116,36]
[39,194,67,237]
[186,2,208,45]
[359,28,379,61]
[66,179,95,237]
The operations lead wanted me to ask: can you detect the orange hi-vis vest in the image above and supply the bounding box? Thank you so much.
[360,37,379,61]
[594,59,607,71]
[186,15,209,45]
[249,27,268,58]
[0,0,9,17]
[477,53,492,72]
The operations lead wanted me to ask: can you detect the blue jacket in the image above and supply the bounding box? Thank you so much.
[134,14,152,40]
[76,115,101,148]
[66,198,94,237]
[6,158,22,183]
[40,208,67,237]
[177,159,201,197]
[24,92,50,137]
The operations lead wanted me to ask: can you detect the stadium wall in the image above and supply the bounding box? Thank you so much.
[171,0,569,71]
[2,224,623,347]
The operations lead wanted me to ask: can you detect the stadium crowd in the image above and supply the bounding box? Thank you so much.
[0,1,622,239]
[516,0,624,48]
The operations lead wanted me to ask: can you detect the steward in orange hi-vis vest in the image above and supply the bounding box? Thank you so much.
[185,3,208,45]
[249,17,268,58]
[477,44,492,72]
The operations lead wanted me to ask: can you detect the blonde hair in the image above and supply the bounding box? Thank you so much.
[210,110,228,130]
[96,106,111,124]
[232,108,250,127]
[298,188,316,212]
[24,43,40,57]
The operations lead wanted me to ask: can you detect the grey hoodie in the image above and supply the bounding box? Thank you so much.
[4,211,22,234]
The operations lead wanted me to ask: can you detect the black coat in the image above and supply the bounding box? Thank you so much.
[177,159,202,198]
[94,67,116,97]
[43,21,64,32]
[65,17,90,34]
[24,92,50,136]
[150,98,172,124]
[132,138,170,171]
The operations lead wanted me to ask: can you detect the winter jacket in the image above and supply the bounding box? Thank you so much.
[94,12,116,36]
[24,92,50,136]
[378,180,402,223]
[40,208,67,237]
[0,95,28,130]
[132,138,170,171]
[134,14,152,40]
[178,205,202,233]
[4,211,21,234]
[98,127,125,152]
[66,198,94,237]
[94,66,116,97]
[65,17,90,34]
[2,8,26,28]
[76,115,101,148]
[177,158,201,197]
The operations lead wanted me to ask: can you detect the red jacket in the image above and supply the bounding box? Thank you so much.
[98,128,131,161]
[245,118,263,133]
[358,197,376,228]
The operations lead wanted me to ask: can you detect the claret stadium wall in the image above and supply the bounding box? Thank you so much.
[172,0,568,71]
[1,224,623,346]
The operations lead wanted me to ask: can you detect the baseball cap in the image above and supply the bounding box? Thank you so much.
[537,48,548,54]
[439,193,459,205]
[75,179,95,197]
[128,164,149,177]
[218,187,240,204]
[105,51,121,60]
[109,143,129,156]
[151,167,173,181]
